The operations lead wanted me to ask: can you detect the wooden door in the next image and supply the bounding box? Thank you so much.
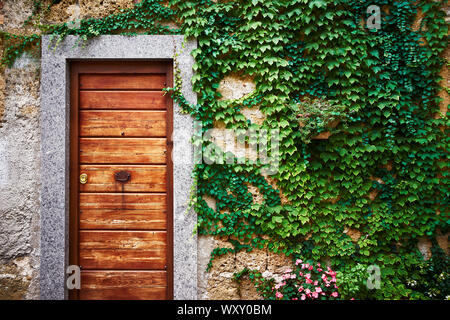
[69,61,173,300]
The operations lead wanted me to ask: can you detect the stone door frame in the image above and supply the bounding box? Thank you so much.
[40,35,197,300]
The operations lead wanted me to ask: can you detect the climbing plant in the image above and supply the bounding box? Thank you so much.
[1,0,448,299]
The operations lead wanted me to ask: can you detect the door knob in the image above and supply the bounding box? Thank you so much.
[114,171,131,183]
[80,173,88,184]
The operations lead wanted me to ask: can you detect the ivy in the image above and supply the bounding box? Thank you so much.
[2,0,448,299]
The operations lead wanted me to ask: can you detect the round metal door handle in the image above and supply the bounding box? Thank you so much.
[114,171,131,183]
[79,173,88,184]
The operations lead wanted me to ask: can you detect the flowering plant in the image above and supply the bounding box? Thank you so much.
[272,260,340,300]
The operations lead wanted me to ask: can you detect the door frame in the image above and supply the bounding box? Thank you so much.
[40,36,197,300]
[69,61,174,300]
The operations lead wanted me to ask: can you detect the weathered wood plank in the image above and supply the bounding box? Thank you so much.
[79,91,167,110]
[79,231,167,269]
[79,74,166,90]
[79,193,167,210]
[81,270,167,288]
[80,111,166,137]
[79,138,166,164]
[79,193,167,230]
[79,165,167,192]
[79,209,167,230]
[79,287,167,300]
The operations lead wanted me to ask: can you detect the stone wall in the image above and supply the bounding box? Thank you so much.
[0,58,41,300]
[203,69,450,299]
[0,0,448,300]
[197,76,305,300]
[0,0,42,300]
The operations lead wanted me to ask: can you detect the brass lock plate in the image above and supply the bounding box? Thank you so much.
[79,173,88,184]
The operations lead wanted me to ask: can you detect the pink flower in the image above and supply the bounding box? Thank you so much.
[331,292,339,298]
[305,273,311,279]
[314,281,318,286]
[308,265,314,271]
[326,267,337,277]
[292,298,298,300]
[312,292,319,299]
[276,292,283,299]
[290,274,297,279]
[317,263,321,267]
[305,288,311,294]
[295,259,303,265]
[306,278,313,284]
[275,282,286,290]
[315,287,322,293]
[317,268,323,272]
[285,268,292,273]
[350,298,355,300]
[298,286,304,292]
[301,294,306,300]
